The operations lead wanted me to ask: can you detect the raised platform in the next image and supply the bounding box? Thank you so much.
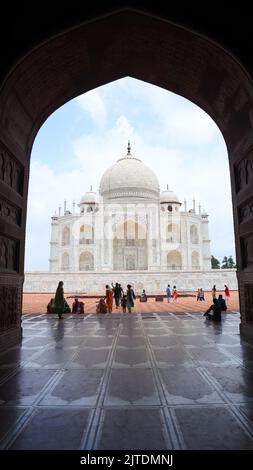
[24,269,238,294]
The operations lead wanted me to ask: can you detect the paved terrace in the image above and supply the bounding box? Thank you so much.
[1,304,253,450]
[22,291,239,315]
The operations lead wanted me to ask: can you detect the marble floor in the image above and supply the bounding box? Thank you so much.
[1,311,253,450]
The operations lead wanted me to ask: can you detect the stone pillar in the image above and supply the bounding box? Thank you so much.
[0,140,28,351]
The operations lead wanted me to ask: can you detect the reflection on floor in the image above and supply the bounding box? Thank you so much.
[1,311,253,450]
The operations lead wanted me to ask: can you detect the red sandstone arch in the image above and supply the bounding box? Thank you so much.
[1,9,253,349]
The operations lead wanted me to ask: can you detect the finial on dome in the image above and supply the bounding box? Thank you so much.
[90,185,92,191]
[127,140,131,155]
[166,184,169,190]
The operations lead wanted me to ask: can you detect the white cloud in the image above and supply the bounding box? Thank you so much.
[76,89,107,128]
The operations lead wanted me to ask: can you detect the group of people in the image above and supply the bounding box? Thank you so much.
[203,284,230,322]
[97,283,136,314]
[166,285,179,303]
[49,280,231,321]
[48,281,85,319]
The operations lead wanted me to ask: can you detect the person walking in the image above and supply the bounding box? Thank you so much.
[126,284,135,313]
[166,284,171,303]
[224,285,230,303]
[172,285,178,302]
[114,282,122,308]
[121,294,127,313]
[54,281,65,319]
[105,285,113,313]
[212,285,217,301]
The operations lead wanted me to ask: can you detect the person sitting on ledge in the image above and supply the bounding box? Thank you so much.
[96,298,107,314]
[72,298,84,314]
[203,298,221,322]
[47,298,56,313]
[140,289,147,302]
[72,298,79,314]
[64,299,71,313]
[217,294,227,311]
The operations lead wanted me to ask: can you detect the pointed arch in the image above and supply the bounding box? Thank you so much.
[79,251,94,271]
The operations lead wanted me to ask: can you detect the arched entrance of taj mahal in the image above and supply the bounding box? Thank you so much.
[0,8,253,347]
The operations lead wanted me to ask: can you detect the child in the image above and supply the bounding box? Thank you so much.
[121,294,127,313]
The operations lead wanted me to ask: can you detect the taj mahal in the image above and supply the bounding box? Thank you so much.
[24,143,237,293]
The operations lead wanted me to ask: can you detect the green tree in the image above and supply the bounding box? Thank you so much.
[211,255,220,269]
[227,255,236,268]
[221,256,229,268]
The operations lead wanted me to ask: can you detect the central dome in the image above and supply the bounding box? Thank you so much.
[99,144,160,201]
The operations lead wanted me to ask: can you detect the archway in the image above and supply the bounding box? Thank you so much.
[79,251,94,271]
[167,224,181,243]
[62,226,70,246]
[190,225,199,244]
[167,250,182,270]
[1,9,253,348]
[79,224,94,245]
[61,252,69,271]
[113,220,147,270]
[192,250,200,269]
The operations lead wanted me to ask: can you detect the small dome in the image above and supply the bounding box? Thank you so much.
[80,190,98,204]
[160,188,180,204]
[99,143,160,201]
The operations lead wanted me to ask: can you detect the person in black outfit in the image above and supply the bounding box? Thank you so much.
[217,294,227,311]
[203,298,221,322]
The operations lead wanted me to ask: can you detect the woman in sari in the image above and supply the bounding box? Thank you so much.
[126,284,135,313]
[54,281,65,319]
[105,285,113,313]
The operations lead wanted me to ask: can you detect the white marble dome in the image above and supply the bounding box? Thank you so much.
[99,148,160,201]
[160,188,180,204]
[80,190,98,204]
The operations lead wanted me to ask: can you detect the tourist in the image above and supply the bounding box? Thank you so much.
[105,285,113,313]
[172,285,178,302]
[47,298,55,313]
[114,282,122,308]
[126,284,135,313]
[54,281,65,319]
[203,298,221,322]
[197,288,205,301]
[96,298,107,314]
[140,289,147,302]
[72,298,80,313]
[218,294,227,311]
[64,299,71,313]
[166,284,171,303]
[121,294,127,313]
[212,285,217,300]
[224,285,230,303]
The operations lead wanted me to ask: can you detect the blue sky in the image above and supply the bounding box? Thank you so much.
[25,77,235,271]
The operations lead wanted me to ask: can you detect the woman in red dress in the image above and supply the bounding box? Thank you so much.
[224,285,230,303]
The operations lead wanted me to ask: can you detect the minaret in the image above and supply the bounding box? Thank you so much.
[64,200,67,214]
[49,214,59,272]
[184,198,187,212]
[201,208,211,270]
[192,198,196,213]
